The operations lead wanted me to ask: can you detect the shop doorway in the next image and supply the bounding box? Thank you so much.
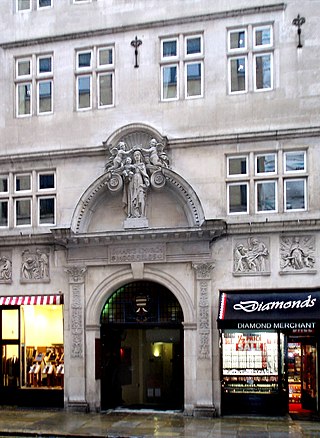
[287,336,318,415]
[99,281,184,411]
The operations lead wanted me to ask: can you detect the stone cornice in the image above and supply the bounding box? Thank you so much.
[226,219,320,235]
[51,221,227,247]
[0,126,319,165]
[0,3,286,49]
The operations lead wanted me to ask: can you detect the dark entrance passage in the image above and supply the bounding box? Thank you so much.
[100,281,184,411]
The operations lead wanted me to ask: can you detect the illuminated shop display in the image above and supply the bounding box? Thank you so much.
[222,331,279,394]
[1,295,64,390]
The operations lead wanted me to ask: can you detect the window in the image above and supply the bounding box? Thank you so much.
[17,0,31,11]
[76,46,114,111]
[284,179,306,211]
[226,150,307,215]
[228,24,273,94]
[17,0,52,11]
[0,171,56,228]
[15,54,53,117]
[160,34,203,101]
[256,180,277,212]
[38,0,52,8]
[228,183,248,214]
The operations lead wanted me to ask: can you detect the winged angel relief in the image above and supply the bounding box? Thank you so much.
[280,236,315,272]
[105,139,169,219]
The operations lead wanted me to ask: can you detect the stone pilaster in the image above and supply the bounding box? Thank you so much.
[65,265,88,411]
[192,262,216,417]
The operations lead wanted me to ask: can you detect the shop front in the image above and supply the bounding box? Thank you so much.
[218,290,320,416]
[0,294,64,407]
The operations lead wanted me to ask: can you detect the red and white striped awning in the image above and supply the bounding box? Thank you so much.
[0,295,63,306]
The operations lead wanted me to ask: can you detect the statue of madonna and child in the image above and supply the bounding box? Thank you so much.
[105,138,169,222]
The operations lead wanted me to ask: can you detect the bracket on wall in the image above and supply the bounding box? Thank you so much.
[292,14,306,48]
[131,36,142,68]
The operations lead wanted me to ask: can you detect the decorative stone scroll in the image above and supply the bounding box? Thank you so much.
[0,251,12,284]
[65,266,87,358]
[280,236,316,274]
[105,137,169,225]
[20,248,50,283]
[233,236,270,275]
[193,263,214,360]
[109,243,165,264]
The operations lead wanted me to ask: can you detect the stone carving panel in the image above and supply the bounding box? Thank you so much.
[71,284,83,358]
[20,248,49,283]
[280,236,316,274]
[105,137,169,224]
[233,237,270,275]
[193,263,214,360]
[0,251,12,283]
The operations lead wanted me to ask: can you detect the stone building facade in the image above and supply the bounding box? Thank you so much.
[0,0,320,416]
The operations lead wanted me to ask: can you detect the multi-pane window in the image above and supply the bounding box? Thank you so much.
[16,0,52,11]
[15,54,53,117]
[227,24,273,94]
[227,150,307,215]
[76,46,114,111]
[160,34,203,101]
[0,171,56,228]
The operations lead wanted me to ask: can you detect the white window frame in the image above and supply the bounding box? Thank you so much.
[253,52,273,92]
[0,200,9,228]
[15,198,32,227]
[284,151,306,174]
[227,28,247,52]
[16,83,32,118]
[15,173,32,193]
[17,0,31,12]
[38,172,56,191]
[255,180,278,213]
[253,25,273,49]
[161,38,179,61]
[185,34,203,57]
[16,57,32,79]
[227,156,248,177]
[227,182,249,215]
[0,176,9,194]
[77,50,93,71]
[185,61,203,99]
[37,80,53,115]
[161,64,179,101]
[97,72,114,108]
[284,178,307,212]
[38,196,56,226]
[255,153,277,175]
[97,46,114,68]
[228,56,248,94]
[37,0,52,9]
[37,55,53,76]
[76,75,92,111]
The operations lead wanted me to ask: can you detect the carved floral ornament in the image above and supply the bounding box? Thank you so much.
[105,137,169,220]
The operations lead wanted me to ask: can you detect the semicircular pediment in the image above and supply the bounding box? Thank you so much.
[71,126,204,233]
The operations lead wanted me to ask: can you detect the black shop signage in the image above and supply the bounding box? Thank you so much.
[218,290,320,329]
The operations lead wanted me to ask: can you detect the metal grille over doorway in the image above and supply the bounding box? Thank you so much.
[101,281,183,325]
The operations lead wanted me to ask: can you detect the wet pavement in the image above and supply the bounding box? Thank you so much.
[0,408,320,437]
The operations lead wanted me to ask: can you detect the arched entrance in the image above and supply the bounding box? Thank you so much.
[100,281,184,411]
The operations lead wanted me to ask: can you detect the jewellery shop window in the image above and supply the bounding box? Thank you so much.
[1,304,64,389]
[222,331,279,394]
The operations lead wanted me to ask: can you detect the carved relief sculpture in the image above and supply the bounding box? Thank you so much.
[21,248,50,283]
[280,236,315,273]
[233,237,270,275]
[0,253,12,283]
[105,138,169,221]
